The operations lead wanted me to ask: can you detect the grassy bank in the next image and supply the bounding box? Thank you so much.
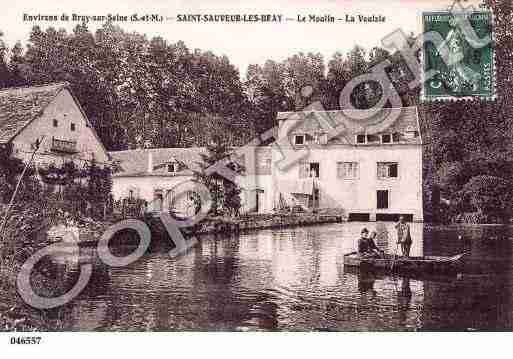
[0,203,71,331]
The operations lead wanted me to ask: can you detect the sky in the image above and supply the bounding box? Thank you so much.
[1,0,483,78]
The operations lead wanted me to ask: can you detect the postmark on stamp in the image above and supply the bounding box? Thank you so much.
[421,9,494,101]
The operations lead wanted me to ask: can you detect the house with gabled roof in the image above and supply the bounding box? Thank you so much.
[0,82,109,167]
[109,145,273,216]
[109,147,207,215]
[273,106,423,221]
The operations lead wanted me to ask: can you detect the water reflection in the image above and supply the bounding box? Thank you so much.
[27,222,513,331]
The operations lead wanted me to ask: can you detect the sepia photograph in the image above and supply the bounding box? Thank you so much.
[0,0,512,355]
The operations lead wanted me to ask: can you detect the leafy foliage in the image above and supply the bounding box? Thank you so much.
[37,160,113,220]
[194,134,243,217]
[462,175,513,223]
[424,0,513,222]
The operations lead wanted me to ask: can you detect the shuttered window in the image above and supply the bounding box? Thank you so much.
[377,162,399,179]
[337,162,359,179]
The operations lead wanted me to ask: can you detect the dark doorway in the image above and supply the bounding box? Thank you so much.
[309,162,320,178]
[256,189,265,213]
[377,190,389,209]
[311,188,320,208]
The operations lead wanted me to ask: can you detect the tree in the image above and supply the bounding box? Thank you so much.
[0,144,26,203]
[422,0,513,223]
[0,31,12,88]
[194,133,242,217]
[322,52,350,110]
[462,175,513,223]
[85,160,113,219]
[283,52,325,110]
[245,61,293,133]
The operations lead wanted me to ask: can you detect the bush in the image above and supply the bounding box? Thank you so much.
[453,211,489,224]
[462,175,513,223]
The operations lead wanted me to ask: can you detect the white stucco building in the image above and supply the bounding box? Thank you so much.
[110,107,424,222]
[270,107,424,222]
[109,147,206,216]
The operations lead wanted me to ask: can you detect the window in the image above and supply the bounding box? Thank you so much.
[294,135,305,146]
[313,133,328,145]
[299,162,320,178]
[129,190,134,200]
[53,119,58,127]
[356,134,366,144]
[377,190,389,209]
[392,132,401,142]
[318,133,328,145]
[337,162,359,179]
[366,134,380,143]
[309,162,320,178]
[381,134,392,144]
[377,162,399,179]
[71,123,76,131]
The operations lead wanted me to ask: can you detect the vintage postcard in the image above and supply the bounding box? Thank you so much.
[0,0,512,356]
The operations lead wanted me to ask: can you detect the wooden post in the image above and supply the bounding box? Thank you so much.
[0,137,45,241]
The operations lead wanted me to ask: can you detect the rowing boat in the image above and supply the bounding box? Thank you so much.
[344,252,467,273]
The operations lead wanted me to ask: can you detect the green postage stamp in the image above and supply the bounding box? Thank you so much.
[422,10,495,101]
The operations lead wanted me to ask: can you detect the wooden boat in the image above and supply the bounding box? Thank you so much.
[344,252,467,273]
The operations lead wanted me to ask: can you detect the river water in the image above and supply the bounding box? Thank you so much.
[42,222,513,331]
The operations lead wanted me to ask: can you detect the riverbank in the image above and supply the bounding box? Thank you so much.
[56,211,346,246]
[194,212,345,235]
[0,204,69,331]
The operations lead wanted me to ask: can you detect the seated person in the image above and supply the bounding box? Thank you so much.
[358,228,383,257]
[368,230,384,255]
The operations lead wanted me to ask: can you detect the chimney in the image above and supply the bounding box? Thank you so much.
[148,151,153,173]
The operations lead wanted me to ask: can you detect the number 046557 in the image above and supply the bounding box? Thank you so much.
[10,336,42,345]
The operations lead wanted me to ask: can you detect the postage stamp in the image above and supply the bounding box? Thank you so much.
[421,9,495,101]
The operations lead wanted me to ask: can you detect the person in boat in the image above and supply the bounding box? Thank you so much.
[395,216,412,257]
[368,230,384,256]
[358,228,382,257]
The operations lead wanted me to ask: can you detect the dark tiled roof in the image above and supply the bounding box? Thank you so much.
[277,107,421,145]
[109,147,206,177]
[110,145,274,178]
[0,82,68,143]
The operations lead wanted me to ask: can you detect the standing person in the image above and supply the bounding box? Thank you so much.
[395,216,412,257]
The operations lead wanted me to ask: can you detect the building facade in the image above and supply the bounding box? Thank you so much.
[109,147,206,216]
[0,82,109,167]
[270,107,424,221]
[110,107,423,222]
